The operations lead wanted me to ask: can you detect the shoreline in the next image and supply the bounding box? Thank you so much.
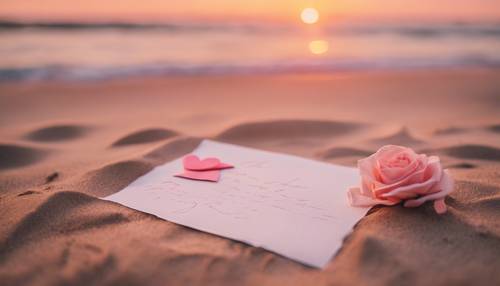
[2,66,500,84]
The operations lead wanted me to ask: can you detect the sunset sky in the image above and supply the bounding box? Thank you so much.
[1,0,499,22]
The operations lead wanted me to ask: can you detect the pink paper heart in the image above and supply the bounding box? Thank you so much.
[175,169,220,182]
[183,155,220,171]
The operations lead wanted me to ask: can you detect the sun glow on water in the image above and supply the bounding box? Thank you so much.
[309,40,329,55]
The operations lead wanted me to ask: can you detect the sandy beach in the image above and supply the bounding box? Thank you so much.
[1,69,499,285]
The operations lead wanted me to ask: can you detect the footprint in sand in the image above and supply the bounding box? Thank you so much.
[0,144,49,170]
[77,160,153,197]
[111,128,178,147]
[24,124,89,142]
[486,124,500,134]
[0,191,129,262]
[445,162,476,169]
[427,145,500,162]
[216,119,363,143]
[370,127,424,146]
[433,126,468,136]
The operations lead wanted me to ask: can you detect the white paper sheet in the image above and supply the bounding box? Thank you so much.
[104,140,368,268]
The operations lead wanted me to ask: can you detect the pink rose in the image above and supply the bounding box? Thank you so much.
[348,145,454,214]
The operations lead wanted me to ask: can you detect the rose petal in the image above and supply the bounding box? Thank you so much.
[379,156,442,198]
[372,155,430,197]
[358,145,410,183]
[403,170,454,209]
[377,149,421,184]
[348,187,400,207]
[358,155,378,182]
[433,199,447,214]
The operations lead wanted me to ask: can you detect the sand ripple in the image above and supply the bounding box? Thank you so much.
[431,144,500,161]
[0,144,48,170]
[370,127,424,146]
[77,160,153,197]
[24,124,88,142]
[433,126,467,135]
[0,192,127,260]
[487,124,500,133]
[216,119,362,142]
[112,128,178,147]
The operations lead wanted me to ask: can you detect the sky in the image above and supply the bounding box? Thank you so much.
[1,0,499,23]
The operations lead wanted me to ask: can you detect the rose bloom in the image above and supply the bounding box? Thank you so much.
[348,145,454,214]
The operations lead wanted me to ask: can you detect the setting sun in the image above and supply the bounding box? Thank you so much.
[300,8,319,24]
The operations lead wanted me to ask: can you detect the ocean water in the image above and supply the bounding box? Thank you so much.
[1,20,500,81]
